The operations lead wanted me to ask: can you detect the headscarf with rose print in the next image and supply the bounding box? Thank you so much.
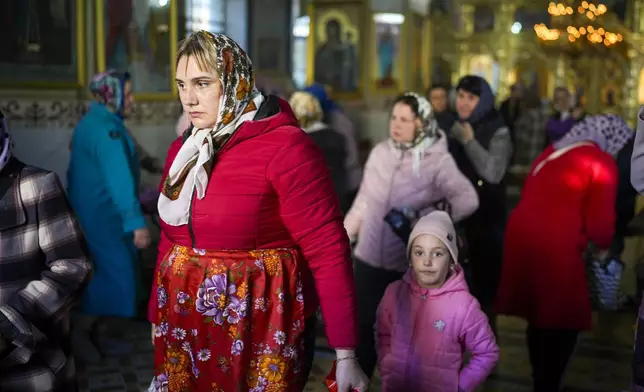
[390,92,439,177]
[89,70,131,117]
[158,31,265,226]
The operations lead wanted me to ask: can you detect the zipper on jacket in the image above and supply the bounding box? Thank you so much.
[381,154,404,267]
[188,189,196,248]
[403,290,426,388]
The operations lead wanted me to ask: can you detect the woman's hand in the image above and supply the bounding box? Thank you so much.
[134,227,151,249]
[335,350,369,392]
[452,122,474,144]
[594,249,611,264]
[151,324,155,346]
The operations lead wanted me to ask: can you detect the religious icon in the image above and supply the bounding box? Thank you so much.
[602,83,619,107]
[100,0,174,94]
[313,7,361,93]
[0,0,80,86]
[373,15,403,89]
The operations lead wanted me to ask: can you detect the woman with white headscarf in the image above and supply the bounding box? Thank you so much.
[344,92,479,378]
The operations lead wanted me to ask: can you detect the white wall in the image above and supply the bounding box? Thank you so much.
[6,99,180,188]
[11,122,177,189]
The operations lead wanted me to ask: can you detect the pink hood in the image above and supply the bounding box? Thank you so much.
[403,265,469,298]
[376,268,499,392]
[345,133,478,271]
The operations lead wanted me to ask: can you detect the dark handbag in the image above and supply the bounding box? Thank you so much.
[434,199,470,265]
[383,208,415,243]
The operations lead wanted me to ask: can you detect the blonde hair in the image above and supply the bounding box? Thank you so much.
[288,91,323,129]
[176,31,219,73]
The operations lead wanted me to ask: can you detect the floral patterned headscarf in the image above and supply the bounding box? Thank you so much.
[391,92,440,177]
[158,31,265,226]
[89,70,130,117]
[288,91,324,131]
[391,92,438,150]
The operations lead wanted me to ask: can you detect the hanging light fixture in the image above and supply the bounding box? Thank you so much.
[534,1,622,49]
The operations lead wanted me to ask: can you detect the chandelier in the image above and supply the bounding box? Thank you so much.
[534,1,623,50]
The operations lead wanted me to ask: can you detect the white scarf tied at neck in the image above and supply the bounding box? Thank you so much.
[158,93,265,226]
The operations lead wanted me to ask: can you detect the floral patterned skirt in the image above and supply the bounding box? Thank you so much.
[150,246,307,392]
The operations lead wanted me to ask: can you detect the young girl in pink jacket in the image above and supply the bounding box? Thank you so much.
[376,211,499,392]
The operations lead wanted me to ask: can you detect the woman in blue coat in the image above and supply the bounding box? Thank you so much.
[67,71,151,354]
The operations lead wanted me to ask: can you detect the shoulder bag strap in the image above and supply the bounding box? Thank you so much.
[532,141,594,176]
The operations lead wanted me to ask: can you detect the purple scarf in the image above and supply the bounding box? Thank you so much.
[546,115,576,142]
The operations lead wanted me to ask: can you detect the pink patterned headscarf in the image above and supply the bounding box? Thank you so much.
[89,70,131,117]
[553,114,633,156]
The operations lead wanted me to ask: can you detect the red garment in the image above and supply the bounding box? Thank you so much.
[152,246,307,391]
[148,98,357,348]
[495,144,618,330]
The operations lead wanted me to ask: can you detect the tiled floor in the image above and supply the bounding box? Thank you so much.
[73,312,636,392]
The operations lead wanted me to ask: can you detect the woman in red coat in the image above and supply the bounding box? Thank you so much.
[147,31,368,392]
[496,114,632,392]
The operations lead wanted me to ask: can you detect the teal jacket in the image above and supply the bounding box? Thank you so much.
[67,103,145,235]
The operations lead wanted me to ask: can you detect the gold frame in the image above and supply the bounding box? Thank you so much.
[421,15,431,90]
[0,0,86,89]
[306,1,364,101]
[96,0,179,100]
[369,12,407,94]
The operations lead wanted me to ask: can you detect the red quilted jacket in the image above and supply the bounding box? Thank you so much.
[147,97,358,348]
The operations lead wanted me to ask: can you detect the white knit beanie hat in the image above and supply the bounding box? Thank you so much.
[406,211,458,263]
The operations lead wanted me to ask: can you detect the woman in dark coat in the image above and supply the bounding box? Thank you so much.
[289,91,348,204]
[447,75,512,332]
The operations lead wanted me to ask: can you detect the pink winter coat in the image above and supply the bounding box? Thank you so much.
[344,134,478,271]
[376,269,499,392]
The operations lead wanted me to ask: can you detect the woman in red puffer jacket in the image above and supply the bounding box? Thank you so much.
[146,31,368,392]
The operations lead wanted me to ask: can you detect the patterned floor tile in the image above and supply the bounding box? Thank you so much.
[73,313,635,391]
[71,191,637,391]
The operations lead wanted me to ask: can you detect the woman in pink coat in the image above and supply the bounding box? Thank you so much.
[345,92,479,377]
[376,211,499,392]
